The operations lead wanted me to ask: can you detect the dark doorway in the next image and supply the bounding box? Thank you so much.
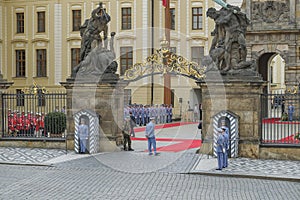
[258,53,275,82]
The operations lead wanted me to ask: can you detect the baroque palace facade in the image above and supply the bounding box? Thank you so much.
[0,0,221,117]
[2,0,292,117]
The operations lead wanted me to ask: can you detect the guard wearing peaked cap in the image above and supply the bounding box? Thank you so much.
[216,127,224,170]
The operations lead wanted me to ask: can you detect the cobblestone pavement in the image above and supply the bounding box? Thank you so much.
[191,154,300,181]
[0,152,299,200]
[0,122,299,199]
[0,147,66,165]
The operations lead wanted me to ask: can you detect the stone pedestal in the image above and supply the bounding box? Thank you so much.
[61,78,128,152]
[197,72,265,158]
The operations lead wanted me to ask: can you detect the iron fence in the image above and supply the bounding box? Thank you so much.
[261,92,300,145]
[1,92,67,139]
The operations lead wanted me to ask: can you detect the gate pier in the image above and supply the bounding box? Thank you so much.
[61,78,128,153]
[197,72,265,158]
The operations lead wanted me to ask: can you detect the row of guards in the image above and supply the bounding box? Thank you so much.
[1,90,67,138]
[7,110,46,137]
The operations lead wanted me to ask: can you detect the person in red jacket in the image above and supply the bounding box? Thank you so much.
[23,115,31,136]
[34,113,42,137]
[40,113,45,137]
[8,113,16,136]
[16,113,23,137]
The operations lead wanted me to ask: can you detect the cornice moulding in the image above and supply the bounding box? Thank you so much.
[186,35,208,41]
[66,36,81,42]
[11,38,29,43]
[31,38,50,43]
[116,33,136,40]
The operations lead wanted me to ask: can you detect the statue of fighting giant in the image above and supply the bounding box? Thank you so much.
[203,0,256,74]
[80,2,111,61]
[71,2,118,81]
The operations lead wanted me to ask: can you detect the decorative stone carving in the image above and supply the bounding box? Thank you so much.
[251,0,289,23]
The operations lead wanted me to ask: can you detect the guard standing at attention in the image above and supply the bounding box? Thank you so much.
[216,128,224,170]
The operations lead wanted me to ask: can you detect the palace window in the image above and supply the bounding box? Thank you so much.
[16,89,25,107]
[72,10,81,31]
[16,50,26,77]
[71,48,81,69]
[121,8,131,30]
[120,47,133,75]
[192,7,203,30]
[170,8,175,30]
[16,13,24,33]
[191,47,204,66]
[37,11,45,33]
[36,49,47,77]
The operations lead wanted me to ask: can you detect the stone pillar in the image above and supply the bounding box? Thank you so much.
[61,78,128,152]
[197,72,265,158]
[0,76,13,137]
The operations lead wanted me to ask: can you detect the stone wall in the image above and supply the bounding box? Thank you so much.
[260,146,300,160]
[246,0,300,85]
[0,140,67,150]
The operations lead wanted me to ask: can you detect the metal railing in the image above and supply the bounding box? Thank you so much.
[1,92,67,139]
[261,92,300,145]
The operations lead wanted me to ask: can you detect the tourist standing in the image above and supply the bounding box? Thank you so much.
[145,117,158,155]
[129,112,136,137]
[122,116,134,151]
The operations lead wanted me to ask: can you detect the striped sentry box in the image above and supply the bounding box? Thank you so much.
[213,110,239,158]
[74,109,100,154]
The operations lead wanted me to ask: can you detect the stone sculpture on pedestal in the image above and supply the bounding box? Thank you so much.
[204,1,256,75]
[71,2,118,82]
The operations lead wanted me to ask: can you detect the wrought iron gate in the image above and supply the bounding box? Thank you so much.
[1,92,67,138]
[261,92,300,145]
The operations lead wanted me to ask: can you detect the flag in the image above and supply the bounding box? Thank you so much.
[162,0,167,7]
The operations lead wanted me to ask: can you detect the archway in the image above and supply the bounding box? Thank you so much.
[259,53,286,119]
[123,42,206,122]
[258,53,286,94]
[121,43,206,153]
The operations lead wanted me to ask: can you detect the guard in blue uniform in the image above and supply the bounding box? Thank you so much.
[216,128,224,170]
[222,126,229,168]
[79,118,89,154]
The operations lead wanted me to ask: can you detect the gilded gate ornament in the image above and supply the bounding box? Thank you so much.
[21,81,47,95]
[124,40,206,81]
[286,85,298,94]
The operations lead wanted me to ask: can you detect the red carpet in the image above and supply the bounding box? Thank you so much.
[131,137,202,152]
[262,134,300,144]
[262,118,300,124]
[134,122,197,132]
